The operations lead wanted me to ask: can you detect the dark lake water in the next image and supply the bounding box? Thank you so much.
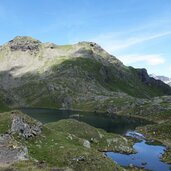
[21,108,171,171]
[21,108,151,135]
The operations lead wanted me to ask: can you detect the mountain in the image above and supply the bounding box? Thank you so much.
[150,74,171,86]
[0,36,171,112]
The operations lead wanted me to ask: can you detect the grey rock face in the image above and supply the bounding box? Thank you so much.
[0,134,28,164]
[83,140,91,148]
[72,156,85,162]
[137,68,150,83]
[11,116,42,138]
[62,96,73,110]
[8,36,41,52]
[136,68,171,94]
[150,74,171,87]
[107,105,118,114]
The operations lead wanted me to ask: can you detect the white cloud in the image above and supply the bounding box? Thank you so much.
[118,54,165,66]
[92,31,171,53]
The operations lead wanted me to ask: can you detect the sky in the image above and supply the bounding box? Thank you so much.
[0,0,171,77]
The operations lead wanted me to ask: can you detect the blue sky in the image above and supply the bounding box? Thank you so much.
[0,0,171,77]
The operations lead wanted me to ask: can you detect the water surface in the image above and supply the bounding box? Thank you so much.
[107,138,171,171]
[21,108,150,135]
[21,108,171,170]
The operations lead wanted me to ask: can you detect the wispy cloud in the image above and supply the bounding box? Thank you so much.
[119,54,165,66]
[90,15,171,54]
[92,31,171,53]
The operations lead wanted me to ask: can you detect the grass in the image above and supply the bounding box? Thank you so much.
[0,92,10,113]
[58,44,73,51]
[51,57,170,98]
[0,111,126,171]
[137,121,171,142]
[24,119,133,170]
[46,119,134,153]
[0,111,11,134]
[0,107,170,169]
[1,56,171,111]
[0,102,9,113]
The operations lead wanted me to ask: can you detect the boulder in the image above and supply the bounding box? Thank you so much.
[11,116,42,138]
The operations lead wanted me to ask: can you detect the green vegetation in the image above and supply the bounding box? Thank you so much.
[58,44,73,51]
[0,91,9,112]
[54,57,171,98]
[137,121,171,142]
[46,119,134,153]
[24,118,132,170]
[0,101,9,113]
[0,36,171,111]
[0,111,128,171]
[0,111,11,134]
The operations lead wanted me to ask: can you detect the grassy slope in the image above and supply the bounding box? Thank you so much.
[0,100,9,113]
[53,58,170,98]
[0,91,9,112]
[1,37,171,111]
[46,119,134,153]
[0,111,126,171]
[0,111,11,134]
[5,57,171,111]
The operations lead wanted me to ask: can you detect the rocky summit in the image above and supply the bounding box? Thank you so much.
[0,36,171,112]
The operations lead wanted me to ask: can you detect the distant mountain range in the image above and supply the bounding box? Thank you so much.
[150,74,171,87]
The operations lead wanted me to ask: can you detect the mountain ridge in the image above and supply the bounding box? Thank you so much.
[0,36,171,112]
[150,74,171,86]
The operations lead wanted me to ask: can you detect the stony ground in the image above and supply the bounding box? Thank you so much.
[0,134,27,164]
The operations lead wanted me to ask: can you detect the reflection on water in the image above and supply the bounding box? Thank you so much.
[21,108,151,135]
[21,108,171,170]
[107,132,171,171]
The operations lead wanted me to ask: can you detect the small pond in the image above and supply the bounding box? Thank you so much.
[21,108,171,171]
[107,131,171,171]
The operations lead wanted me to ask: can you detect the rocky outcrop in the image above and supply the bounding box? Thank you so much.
[62,96,73,110]
[11,115,42,138]
[8,36,41,52]
[150,74,171,87]
[137,68,150,83]
[0,134,28,164]
[83,140,91,148]
[136,68,171,95]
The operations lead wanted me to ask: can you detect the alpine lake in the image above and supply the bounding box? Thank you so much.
[21,108,171,171]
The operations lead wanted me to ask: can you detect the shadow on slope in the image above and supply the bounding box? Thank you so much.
[0,57,171,109]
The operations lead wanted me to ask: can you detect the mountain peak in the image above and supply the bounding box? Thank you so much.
[10,36,41,43]
[77,41,106,52]
[7,36,41,51]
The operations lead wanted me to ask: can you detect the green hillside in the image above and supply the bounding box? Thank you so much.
[0,36,171,111]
